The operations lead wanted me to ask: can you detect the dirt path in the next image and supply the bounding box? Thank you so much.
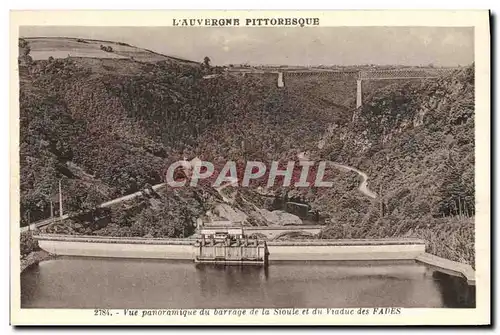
[313,123,377,199]
[330,162,377,199]
[298,150,377,199]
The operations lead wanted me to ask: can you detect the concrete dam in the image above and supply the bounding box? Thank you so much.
[34,232,475,285]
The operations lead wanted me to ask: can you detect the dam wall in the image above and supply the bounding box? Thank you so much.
[37,235,195,260]
[38,240,195,260]
[267,243,424,261]
[34,234,474,284]
[36,234,425,261]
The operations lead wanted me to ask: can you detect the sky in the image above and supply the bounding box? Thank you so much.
[20,26,474,67]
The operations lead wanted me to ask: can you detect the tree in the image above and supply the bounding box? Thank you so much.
[19,38,28,48]
[203,56,211,69]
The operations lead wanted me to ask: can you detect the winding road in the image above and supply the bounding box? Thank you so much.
[23,158,377,232]
[329,162,377,199]
[298,151,377,199]
[20,183,168,233]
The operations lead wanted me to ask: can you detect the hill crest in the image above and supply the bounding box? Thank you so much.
[21,36,200,65]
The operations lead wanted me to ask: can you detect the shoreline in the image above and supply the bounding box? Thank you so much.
[20,250,52,273]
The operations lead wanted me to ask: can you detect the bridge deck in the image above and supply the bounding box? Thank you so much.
[229,67,459,80]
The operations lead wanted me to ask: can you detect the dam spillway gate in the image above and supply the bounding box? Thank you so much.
[194,226,269,266]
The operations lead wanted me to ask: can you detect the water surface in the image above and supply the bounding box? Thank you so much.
[21,257,473,309]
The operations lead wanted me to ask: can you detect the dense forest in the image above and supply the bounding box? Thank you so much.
[19,38,475,266]
[313,66,475,266]
[19,38,346,224]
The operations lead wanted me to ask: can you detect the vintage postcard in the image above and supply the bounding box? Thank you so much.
[10,10,490,326]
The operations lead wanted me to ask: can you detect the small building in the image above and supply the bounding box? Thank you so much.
[194,220,268,265]
[200,226,244,240]
[198,216,244,239]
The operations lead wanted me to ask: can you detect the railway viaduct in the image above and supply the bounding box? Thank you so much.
[232,67,458,108]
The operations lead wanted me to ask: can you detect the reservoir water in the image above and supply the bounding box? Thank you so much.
[21,257,474,309]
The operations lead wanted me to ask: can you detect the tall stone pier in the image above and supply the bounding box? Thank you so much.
[356,79,363,109]
[277,72,284,87]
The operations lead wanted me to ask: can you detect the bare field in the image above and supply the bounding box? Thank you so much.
[24,37,172,63]
[30,50,128,60]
